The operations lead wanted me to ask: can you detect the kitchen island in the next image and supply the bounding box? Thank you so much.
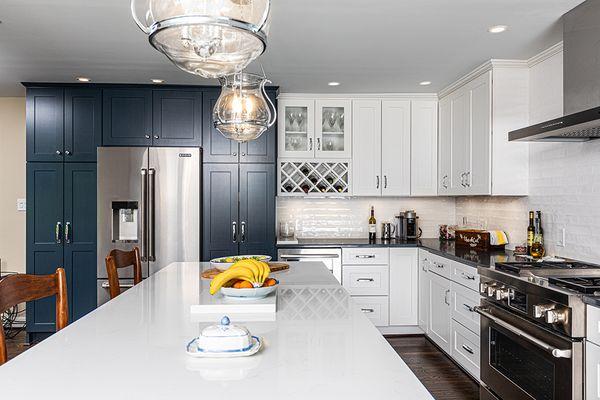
[0,262,433,400]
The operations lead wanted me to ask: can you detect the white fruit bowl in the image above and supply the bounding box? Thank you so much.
[210,255,272,271]
[220,283,278,299]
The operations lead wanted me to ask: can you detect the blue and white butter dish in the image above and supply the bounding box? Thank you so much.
[186,316,262,358]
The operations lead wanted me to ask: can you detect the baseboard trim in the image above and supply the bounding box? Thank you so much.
[378,326,424,335]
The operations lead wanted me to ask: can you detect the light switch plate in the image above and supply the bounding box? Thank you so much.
[16,198,26,211]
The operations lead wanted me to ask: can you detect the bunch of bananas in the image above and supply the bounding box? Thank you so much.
[209,259,271,295]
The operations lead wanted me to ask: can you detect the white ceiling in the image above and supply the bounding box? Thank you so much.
[0,0,585,96]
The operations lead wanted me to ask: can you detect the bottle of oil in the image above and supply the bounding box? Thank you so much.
[368,206,377,242]
[530,211,545,258]
[527,211,535,254]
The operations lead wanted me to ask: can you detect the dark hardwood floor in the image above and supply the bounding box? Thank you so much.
[386,335,479,400]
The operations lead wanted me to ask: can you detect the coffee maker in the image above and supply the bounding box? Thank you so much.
[394,210,422,240]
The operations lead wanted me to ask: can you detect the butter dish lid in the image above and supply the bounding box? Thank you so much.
[200,316,250,338]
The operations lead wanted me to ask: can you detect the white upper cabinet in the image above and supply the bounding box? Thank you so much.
[315,100,352,159]
[352,100,382,196]
[278,99,315,158]
[438,63,529,196]
[381,100,411,196]
[410,100,438,196]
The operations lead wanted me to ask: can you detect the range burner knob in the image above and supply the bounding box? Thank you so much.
[495,288,511,301]
[534,304,555,319]
[545,309,568,324]
[479,283,488,294]
[487,286,497,298]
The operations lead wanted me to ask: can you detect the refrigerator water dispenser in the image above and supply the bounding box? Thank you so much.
[111,201,138,242]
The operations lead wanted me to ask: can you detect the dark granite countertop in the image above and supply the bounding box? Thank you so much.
[277,237,525,269]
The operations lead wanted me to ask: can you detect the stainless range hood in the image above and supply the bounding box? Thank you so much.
[509,0,600,142]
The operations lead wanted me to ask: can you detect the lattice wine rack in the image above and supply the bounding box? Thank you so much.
[279,160,351,196]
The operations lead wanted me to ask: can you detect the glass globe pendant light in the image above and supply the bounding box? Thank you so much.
[213,71,276,142]
[131,0,271,78]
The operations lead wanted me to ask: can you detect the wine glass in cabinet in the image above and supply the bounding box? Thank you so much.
[278,99,315,158]
[315,100,352,159]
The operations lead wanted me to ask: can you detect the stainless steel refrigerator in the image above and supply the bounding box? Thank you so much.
[96,147,200,305]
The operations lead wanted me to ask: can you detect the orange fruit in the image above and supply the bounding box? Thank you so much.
[263,278,277,287]
[237,281,254,289]
[232,280,244,288]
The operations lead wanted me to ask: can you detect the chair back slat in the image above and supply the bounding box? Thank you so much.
[105,247,142,300]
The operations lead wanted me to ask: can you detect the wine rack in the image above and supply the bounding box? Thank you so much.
[279,160,351,196]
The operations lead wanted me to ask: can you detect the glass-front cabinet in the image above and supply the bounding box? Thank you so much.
[278,98,352,159]
[315,100,352,158]
[278,99,315,158]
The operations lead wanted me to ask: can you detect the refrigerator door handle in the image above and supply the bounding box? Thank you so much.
[140,168,148,261]
[148,168,156,262]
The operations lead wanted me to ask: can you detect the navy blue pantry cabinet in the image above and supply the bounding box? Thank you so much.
[202,89,277,163]
[26,163,97,339]
[202,163,276,261]
[26,88,101,162]
[103,88,202,147]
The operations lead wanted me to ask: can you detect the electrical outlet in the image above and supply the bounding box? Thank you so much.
[16,198,26,211]
[557,228,566,247]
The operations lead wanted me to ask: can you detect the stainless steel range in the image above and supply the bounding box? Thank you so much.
[476,260,600,400]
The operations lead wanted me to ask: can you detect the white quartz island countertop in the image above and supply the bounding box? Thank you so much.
[0,262,434,399]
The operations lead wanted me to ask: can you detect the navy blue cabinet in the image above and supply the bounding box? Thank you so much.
[26,163,97,336]
[26,88,101,162]
[153,90,202,146]
[103,88,153,146]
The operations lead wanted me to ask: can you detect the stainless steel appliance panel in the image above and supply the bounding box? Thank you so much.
[278,248,342,283]
[97,147,149,279]
[97,279,135,306]
[148,147,200,274]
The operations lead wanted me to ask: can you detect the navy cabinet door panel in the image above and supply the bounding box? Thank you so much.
[153,90,202,146]
[26,88,64,162]
[26,163,65,332]
[64,163,97,320]
[102,89,152,146]
[202,164,239,260]
[239,164,276,258]
[239,90,277,163]
[65,88,101,162]
[202,90,239,163]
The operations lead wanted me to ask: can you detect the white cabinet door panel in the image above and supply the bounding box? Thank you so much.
[428,272,452,353]
[418,250,431,333]
[315,99,352,159]
[450,89,469,195]
[381,100,410,196]
[451,319,480,380]
[467,71,492,195]
[438,97,451,195]
[411,100,438,196]
[389,248,418,326]
[352,100,382,196]
[451,282,480,335]
[278,99,315,158]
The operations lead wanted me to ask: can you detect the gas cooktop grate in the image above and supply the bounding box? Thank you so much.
[548,276,600,295]
[495,261,600,274]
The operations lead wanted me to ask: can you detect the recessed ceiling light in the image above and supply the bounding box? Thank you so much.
[151,79,165,84]
[488,25,508,34]
[328,82,340,86]
[419,81,432,86]
[76,77,91,82]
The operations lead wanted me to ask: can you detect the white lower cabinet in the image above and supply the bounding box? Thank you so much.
[451,319,480,380]
[428,271,452,353]
[451,281,480,334]
[342,265,389,296]
[353,296,389,327]
[418,250,431,334]
[389,248,418,326]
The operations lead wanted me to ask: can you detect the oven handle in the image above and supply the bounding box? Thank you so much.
[279,254,339,259]
[474,306,572,359]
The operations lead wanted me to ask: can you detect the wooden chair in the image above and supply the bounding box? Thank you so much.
[105,247,142,300]
[0,268,68,365]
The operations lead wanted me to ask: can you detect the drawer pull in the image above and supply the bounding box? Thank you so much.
[461,272,476,280]
[356,278,375,282]
[463,303,475,313]
[434,262,444,268]
[461,344,474,354]
[356,255,376,259]
[361,308,375,313]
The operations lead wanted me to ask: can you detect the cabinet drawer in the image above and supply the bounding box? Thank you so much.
[343,248,389,265]
[352,296,389,327]
[427,253,452,279]
[451,282,480,334]
[588,305,600,346]
[343,266,389,296]
[451,319,480,380]
[451,262,479,292]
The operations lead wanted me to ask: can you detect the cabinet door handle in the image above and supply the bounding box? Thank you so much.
[55,150,62,155]
[240,221,246,243]
[145,134,151,139]
[355,254,376,259]
[422,258,428,271]
[463,303,475,313]
[384,175,388,189]
[65,150,72,156]
[466,171,471,187]
[460,172,466,187]
[232,152,237,156]
[232,221,237,243]
[241,152,246,156]
[356,278,375,282]
[153,135,159,139]
[65,222,71,244]
[316,138,321,150]
[444,289,450,306]
[442,175,448,189]
[461,272,476,281]
[376,175,380,189]
[55,222,62,244]
[461,344,474,354]
[361,308,375,313]
[309,138,313,151]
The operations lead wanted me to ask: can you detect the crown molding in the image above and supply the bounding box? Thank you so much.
[527,42,563,67]
[277,92,439,100]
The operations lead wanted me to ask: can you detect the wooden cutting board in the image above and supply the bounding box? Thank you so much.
[201,262,290,280]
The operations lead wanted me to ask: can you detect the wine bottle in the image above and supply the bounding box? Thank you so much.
[300,184,309,194]
[335,185,344,193]
[326,176,334,185]
[317,185,327,193]
[368,206,377,242]
[526,211,535,254]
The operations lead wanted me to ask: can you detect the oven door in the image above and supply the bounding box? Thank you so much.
[476,301,583,400]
